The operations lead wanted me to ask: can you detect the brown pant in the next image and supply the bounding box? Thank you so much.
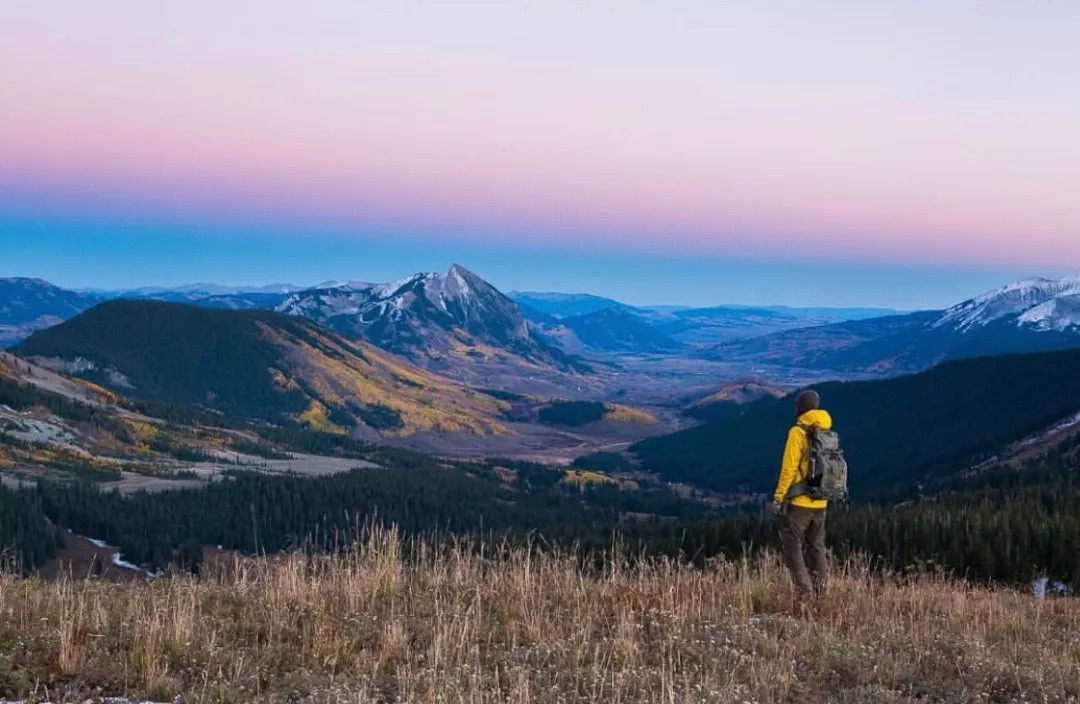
[780,505,827,598]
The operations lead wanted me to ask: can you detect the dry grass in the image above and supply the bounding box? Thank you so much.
[2,528,1079,703]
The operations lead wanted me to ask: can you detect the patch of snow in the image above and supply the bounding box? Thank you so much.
[0,407,79,448]
[79,535,145,574]
[373,273,425,298]
[105,367,135,389]
[1016,293,1080,331]
[112,553,142,571]
[1010,410,1080,452]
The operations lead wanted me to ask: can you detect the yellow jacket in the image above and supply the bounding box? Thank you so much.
[774,409,832,509]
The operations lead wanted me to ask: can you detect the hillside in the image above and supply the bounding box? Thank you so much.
[558,306,681,353]
[16,300,508,436]
[683,378,787,422]
[633,346,1080,495]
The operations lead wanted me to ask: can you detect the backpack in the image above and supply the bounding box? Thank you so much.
[788,423,848,501]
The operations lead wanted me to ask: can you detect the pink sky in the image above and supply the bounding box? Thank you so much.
[2,1,1079,267]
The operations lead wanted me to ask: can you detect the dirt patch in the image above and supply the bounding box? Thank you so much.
[398,419,671,464]
[35,532,148,582]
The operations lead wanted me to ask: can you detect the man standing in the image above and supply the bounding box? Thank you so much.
[771,389,831,599]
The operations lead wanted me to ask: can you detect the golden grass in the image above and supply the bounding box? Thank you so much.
[256,322,509,437]
[604,404,658,425]
[297,399,346,435]
[561,469,619,489]
[3,528,1079,702]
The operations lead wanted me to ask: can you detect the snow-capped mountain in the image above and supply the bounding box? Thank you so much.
[935,277,1080,332]
[277,265,577,370]
[705,276,1080,376]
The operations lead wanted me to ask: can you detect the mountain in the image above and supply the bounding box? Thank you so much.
[508,292,637,319]
[633,346,1080,497]
[647,305,899,346]
[512,294,902,349]
[87,283,307,312]
[556,307,681,353]
[95,282,306,297]
[757,305,901,320]
[933,276,1080,332]
[0,278,101,347]
[277,265,581,373]
[102,288,293,311]
[704,276,1080,374]
[168,292,294,311]
[16,300,508,436]
[652,306,830,345]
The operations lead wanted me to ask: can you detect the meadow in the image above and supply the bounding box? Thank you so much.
[2,527,1078,703]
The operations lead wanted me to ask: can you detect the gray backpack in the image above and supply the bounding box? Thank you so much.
[788,423,848,501]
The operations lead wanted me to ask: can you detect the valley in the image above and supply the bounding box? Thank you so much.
[4,270,1080,476]
[3,268,1080,599]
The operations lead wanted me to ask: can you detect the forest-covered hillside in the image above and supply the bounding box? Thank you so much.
[633,347,1080,496]
[16,299,508,435]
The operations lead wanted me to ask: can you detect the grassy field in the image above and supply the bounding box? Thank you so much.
[1,529,1079,703]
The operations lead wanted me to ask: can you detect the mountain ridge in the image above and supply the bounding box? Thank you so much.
[704,275,1080,374]
[16,299,509,437]
[634,345,1080,496]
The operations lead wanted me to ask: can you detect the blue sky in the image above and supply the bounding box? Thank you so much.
[3,1,1077,310]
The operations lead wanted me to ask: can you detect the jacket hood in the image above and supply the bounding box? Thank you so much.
[797,409,832,430]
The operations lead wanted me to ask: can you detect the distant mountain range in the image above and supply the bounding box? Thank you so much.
[512,291,899,347]
[89,282,306,297]
[704,276,1080,374]
[16,299,508,437]
[1,270,587,381]
[510,292,638,319]
[4,273,1080,379]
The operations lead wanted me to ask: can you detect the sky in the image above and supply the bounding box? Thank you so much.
[2,1,1078,308]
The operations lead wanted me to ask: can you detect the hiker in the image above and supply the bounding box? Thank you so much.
[771,389,845,599]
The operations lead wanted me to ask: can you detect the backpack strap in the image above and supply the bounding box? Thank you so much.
[786,480,810,500]
[785,424,816,500]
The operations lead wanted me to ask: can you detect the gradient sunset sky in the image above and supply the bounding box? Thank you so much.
[3,1,1078,307]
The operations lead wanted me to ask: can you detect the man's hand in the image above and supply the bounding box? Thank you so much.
[769,501,784,516]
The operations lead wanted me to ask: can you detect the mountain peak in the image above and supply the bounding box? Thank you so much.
[275,266,571,371]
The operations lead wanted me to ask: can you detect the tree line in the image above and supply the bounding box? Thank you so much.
[3,447,1079,590]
